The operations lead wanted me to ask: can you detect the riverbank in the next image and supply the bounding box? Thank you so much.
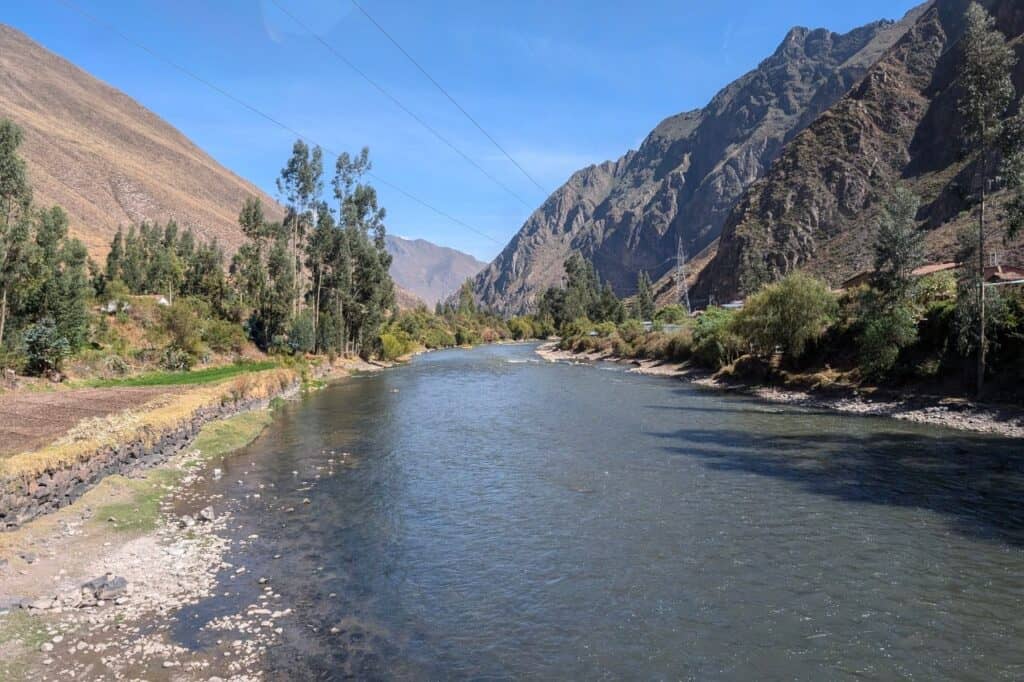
[0,356,380,679]
[536,343,1024,439]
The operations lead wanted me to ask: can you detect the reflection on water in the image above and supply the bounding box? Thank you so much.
[179,344,1024,680]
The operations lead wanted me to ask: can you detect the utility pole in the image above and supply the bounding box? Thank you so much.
[676,237,691,315]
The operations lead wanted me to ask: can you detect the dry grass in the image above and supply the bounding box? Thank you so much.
[0,25,283,258]
[0,368,297,480]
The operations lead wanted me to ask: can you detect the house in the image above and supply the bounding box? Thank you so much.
[840,262,957,291]
[984,264,1024,284]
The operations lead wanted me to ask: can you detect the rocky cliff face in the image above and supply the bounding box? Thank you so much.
[696,0,1024,302]
[0,24,282,257]
[474,8,924,314]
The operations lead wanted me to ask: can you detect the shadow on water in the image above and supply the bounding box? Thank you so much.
[654,425,1024,546]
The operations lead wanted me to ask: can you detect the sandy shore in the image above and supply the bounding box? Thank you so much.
[0,358,380,680]
[536,342,1024,439]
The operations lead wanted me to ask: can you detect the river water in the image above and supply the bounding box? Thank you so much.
[177,344,1024,680]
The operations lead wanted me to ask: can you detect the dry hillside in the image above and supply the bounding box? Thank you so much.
[0,24,283,257]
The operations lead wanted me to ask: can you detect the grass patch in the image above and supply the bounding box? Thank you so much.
[0,610,49,679]
[93,409,274,532]
[192,410,273,462]
[81,361,279,388]
[94,468,184,534]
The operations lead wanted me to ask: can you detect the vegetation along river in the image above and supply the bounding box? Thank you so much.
[175,344,1024,679]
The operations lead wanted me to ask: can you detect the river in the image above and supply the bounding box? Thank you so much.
[175,343,1024,679]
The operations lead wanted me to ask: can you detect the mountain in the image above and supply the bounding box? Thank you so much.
[473,7,925,315]
[696,0,1024,302]
[385,235,486,307]
[0,24,282,257]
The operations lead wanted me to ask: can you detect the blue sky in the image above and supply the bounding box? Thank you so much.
[6,0,920,261]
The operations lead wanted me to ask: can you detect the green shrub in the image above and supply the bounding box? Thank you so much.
[422,327,456,348]
[160,300,204,358]
[617,319,645,343]
[23,318,70,376]
[858,304,919,379]
[203,318,247,354]
[733,272,837,362]
[665,329,693,361]
[562,317,594,338]
[379,332,408,361]
[287,312,315,354]
[654,304,688,324]
[508,316,535,340]
[692,307,741,369]
[160,345,194,371]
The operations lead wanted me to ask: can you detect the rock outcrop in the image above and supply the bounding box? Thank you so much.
[474,7,925,314]
[696,0,1024,301]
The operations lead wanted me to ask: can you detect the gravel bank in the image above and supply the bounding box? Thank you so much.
[536,343,1024,439]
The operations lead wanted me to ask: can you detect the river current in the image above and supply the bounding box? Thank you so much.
[176,344,1024,679]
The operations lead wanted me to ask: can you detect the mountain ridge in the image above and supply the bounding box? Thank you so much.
[695,0,1024,301]
[385,234,486,307]
[473,5,927,315]
[0,23,283,257]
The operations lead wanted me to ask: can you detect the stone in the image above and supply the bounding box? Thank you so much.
[198,506,216,523]
[82,574,128,601]
[179,515,196,529]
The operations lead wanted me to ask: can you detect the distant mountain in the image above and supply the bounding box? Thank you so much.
[385,235,486,307]
[0,24,282,257]
[696,0,1024,302]
[472,6,925,315]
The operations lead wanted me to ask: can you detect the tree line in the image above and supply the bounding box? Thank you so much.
[0,123,401,376]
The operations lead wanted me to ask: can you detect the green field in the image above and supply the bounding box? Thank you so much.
[82,360,279,388]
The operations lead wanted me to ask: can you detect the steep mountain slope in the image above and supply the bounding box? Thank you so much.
[386,235,486,306]
[0,24,282,257]
[697,0,1024,302]
[474,6,925,315]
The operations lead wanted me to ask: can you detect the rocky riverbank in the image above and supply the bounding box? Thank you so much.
[536,343,1024,439]
[0,358,381,680]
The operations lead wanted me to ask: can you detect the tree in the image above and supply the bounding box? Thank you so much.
[857,189,924,377]
[105,227,124,285]
[0,119,32,347]
[871,189,923,301]
[634,270,655,321]
[277,140,323,315]
[457,279,476,316]
[733,272,837,363]
[957,2,1020,394]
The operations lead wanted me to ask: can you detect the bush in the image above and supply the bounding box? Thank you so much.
[23,318,70,376]
[562,317,593,338]
[858,304,919,379]
[287,312,315,354]
[654,305,688,324]
[665,329,693,362]
[102,354,131,377]
[160,345,194,371]
[379,332,409,361]
[733,272,837,362]
[617,319,645,343]
[508,317,535,340]
[203,318,247,354]
[422,327,456,348]
[160,300,204,358]
[692,307,742,369]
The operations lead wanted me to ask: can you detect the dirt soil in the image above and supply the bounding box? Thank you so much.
[0,387,180,458]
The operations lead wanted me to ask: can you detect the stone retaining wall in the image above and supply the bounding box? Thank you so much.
[0,381,299,531]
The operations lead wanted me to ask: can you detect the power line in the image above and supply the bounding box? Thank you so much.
[50,0,503,245]
[268,0,535,210]
[347,0,549,196]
